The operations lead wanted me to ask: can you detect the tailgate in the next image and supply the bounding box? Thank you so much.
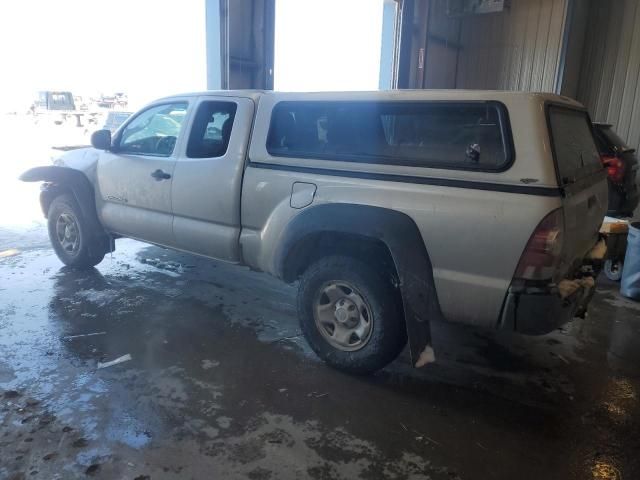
[547,105,608,276]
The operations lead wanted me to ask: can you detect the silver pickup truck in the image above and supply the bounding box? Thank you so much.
[21,90,607,374]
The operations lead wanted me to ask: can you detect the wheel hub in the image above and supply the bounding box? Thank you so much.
[334,299,358,327]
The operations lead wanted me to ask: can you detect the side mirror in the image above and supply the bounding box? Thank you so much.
[91,129,112,150]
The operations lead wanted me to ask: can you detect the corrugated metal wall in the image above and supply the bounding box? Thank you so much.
[402,0,640,152]
[576,0,640,152]
[455,0,568,91]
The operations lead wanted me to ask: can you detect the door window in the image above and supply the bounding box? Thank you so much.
[118,102,188,157]
[186,101,237,158]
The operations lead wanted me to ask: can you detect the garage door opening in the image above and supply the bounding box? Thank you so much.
[274,0,396,91]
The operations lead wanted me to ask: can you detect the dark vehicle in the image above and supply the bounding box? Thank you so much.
[593,123,639,217]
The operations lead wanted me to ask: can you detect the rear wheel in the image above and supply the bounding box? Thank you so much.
[604,259,624,282]
[297,256,406,374]
[47,194,105,268]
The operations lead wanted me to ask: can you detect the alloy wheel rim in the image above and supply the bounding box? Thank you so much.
[313,281,373,352]
[56,213,80,255]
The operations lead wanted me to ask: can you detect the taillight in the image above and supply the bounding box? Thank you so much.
[601,155,625,183]
[514,209,564,281]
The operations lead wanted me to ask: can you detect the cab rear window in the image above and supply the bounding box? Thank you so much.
[547,105,603,185]
[267,101,514,171]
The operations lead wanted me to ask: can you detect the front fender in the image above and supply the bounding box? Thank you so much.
[275,204,442,367]
[20,166,108,254]
[20,166,96,221]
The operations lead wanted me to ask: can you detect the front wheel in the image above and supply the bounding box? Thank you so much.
[47,194,105,268]
[297,256,406,374]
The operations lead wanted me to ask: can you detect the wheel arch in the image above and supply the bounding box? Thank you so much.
[281,231,398,285]
[275,203,443,367]
[21,166,98,222]
[20,166,110,255]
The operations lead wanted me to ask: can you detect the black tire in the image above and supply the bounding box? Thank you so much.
[604,259,624,282]
[47,194,105,268]
[297,255,406,374]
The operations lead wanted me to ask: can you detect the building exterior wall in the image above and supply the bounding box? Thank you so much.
[423,0,462,88]
[576,0,640,152]
[455,0,569,91]
[395,0,461,89]
[379,0,397,89]
[206,0,274,90]
[557,0,591,99]
[206,0,222,89]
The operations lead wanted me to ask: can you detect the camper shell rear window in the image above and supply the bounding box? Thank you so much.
[266,101,514,171]
[547,105,603,186]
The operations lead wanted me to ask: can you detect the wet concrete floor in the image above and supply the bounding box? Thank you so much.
[1,225,640,479]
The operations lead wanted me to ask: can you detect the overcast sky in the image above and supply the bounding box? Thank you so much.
[0,0,383,111]
[0,0,207,110]
[275,0,384,91]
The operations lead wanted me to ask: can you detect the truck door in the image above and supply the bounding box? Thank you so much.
[170,96,255,261]
[96,100,190,246]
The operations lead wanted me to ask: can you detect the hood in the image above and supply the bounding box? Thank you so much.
[52,147,100,173]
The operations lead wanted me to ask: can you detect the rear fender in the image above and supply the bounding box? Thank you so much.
[275,204,443,367]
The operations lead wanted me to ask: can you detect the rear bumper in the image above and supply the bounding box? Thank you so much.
[499,277,595,335]
[500,238,605,335]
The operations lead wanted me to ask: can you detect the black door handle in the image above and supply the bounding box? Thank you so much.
[151,169,171,181]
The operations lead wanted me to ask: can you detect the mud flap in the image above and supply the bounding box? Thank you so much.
[382,221,441,368]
